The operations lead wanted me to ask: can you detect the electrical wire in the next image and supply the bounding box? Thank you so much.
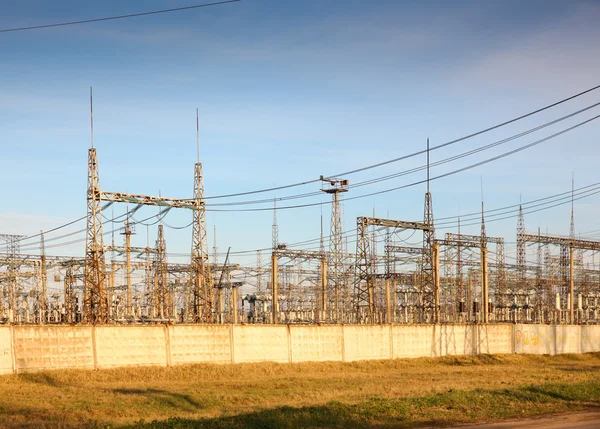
[5,116,600,254]
[206,112,600,212]
[0,0,241,33]
[203,83,600,200]
[204,99,600,207]
[5,89,599,248]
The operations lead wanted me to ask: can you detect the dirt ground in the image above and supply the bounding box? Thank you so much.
[451,411,600,429]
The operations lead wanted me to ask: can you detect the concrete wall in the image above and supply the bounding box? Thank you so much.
[0,327,14,375]
[169,325,231,365]
[95,326,168,369]
[582,325,600,353]
[344,325,391,361]
[289,325,343,363]
[12,326,94,372]
[392,325,435,358]
[478,324,513,355]
[232,325,289,363]
[0,323,599,374]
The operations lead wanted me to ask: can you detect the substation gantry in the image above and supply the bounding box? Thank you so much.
[354,217,437,324]
[518,232,600,323]
[84,104,212,324]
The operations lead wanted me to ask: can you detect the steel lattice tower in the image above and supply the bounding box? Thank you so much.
[517,204,525,286]
[0,234,24,320]
[84,147,109,323]
[421,139,435,312]
[84,91,109,323]
[321,176,348,322]
[155,224,169,318]
[39,231,48,324]
[191,109,213,323]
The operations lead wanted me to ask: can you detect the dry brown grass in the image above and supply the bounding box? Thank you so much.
[0,353,599,428]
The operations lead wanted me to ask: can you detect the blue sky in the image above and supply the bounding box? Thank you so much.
[1,0,600,269]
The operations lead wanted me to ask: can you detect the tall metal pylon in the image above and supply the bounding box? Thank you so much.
[456,217,464,304]
[39,231,48,324]
[320,175,349,322]
[154,224,169,318]
[422,139,435,312]
[84,88,109,323]
[0,234,24,322]
[191,109,213,323]
[516,203,526,286]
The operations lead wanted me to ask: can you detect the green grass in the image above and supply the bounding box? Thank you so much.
[127,380,600,428]
[0,353,599,428]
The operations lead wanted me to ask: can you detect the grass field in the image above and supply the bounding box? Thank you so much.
[0,353,599,428]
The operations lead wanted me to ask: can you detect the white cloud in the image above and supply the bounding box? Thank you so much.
[454,3,600,93]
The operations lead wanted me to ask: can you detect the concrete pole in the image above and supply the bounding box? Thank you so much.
[367,278,375,324]
[125,231,132,316]
[63,277,69,323]
[320,258,327,320]
[481,247,489,323]
[271,253,279,324]
[569,246,575,324]
[109,261,115,319]
[40,258,47,324]
[385,278,391,324]
[468,272,473,322]
[232,286,239,324]
[433,242,440,323]
[392,278,397,323]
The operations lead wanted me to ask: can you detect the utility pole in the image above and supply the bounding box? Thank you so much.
[39,231,47,324]
[121,218,135,316]
[481,200,489,324]
[271,198,279,323]
[155,224,168,318]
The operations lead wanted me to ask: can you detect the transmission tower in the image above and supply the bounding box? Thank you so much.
[84,89,109,323]
[155,224,169,318]
[421,139,435,315]
[120,218,135,316]
[0,234,24,322]
[39,231,48,323]
[190,109,213,322]
[517,204,525,286]
[320,175,349,322]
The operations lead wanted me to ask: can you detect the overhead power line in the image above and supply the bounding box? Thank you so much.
[0,0,240,34]
[4,87,599,248]
[206,111,600,212]
[203,83,600,200]
[204,100,600,207]
[6,105,597,251]
[10,178,599,257]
